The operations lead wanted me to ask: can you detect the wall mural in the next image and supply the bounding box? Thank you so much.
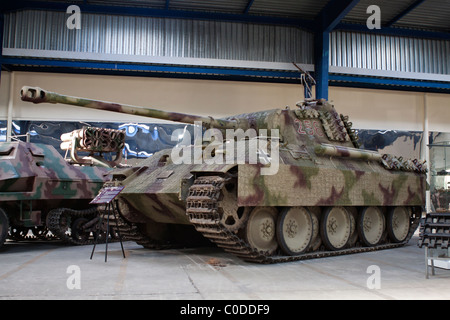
[357,129,424,160]
[0,120,194,162]
[1,120,427,158]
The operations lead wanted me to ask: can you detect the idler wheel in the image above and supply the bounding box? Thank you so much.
[0,208,9,249]
[321,206,351,251]
[219,181,249,232]
[387,207,411,243]
[276,207,313,256]
[245,207,278,255]
[358,207,385,246]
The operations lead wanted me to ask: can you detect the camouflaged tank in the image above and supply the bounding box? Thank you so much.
[0,124,125,249]
[20,86,427,263]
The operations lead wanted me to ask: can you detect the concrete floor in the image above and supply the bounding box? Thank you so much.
[1,233,449,300]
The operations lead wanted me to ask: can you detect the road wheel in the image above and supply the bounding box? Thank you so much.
[358,207,385,246]
[321,206,351,251]
[245,207,278,255]
[277,207,313,256]
[387,207,410,243]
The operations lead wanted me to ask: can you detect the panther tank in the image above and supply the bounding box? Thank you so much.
[20,86,427,263]
[0,124,125,249]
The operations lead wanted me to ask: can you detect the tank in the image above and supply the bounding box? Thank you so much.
[0,125,125,249]
[20,86,427,263]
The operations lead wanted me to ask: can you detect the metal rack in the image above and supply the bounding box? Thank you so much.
[419,212,450,278]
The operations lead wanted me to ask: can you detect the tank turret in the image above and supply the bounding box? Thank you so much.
[20,86,426,263]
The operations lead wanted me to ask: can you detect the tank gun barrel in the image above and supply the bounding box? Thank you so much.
[20,86,240,129]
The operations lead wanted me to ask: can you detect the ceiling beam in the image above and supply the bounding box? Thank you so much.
[316,0,360,32]
[385,0,427,27]
[336,22,450,40]
[243,0,255,14]
[314,0,360,99]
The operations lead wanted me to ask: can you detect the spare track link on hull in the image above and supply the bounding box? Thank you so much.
[186,175,421,264]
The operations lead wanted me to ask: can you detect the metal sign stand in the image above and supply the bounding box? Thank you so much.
[89,186,126,262]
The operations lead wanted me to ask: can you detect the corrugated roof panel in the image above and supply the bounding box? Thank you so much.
[343,0,414,25]
[248,0,330,19]
[395,0,450,32]
[169,0,248,13]
[10,0,450,33]
[330,30,450,74]
[343,0,450,32]
[89,0,167,9]
[3,10,314,63]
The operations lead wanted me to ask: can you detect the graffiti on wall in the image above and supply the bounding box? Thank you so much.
[0,120,195,161]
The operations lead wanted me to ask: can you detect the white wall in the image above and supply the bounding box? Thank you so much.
[0,71,302,123]
[1,71,450,132]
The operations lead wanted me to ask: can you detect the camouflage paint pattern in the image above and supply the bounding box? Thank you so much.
[0,141,108,203]
[21,87,426,228]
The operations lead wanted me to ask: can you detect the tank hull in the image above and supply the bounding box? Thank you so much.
[115,147,425,226]
[238,163,425,207]
[0,140,110,247]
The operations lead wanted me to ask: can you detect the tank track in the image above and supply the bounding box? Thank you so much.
[418,212,450,249]
[105,203,183,250]
[8,226,56,241]
[47,207,100,245]
[186,175,421,264]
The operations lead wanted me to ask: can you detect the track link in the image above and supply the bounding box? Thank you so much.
[186,175,421,264]
[47,207,99,245]
[105,203,184,250]
[418,212,450,249]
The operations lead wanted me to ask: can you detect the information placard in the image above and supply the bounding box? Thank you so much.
[90,186,124,204]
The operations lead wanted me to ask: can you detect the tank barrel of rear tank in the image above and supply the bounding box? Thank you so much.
[20,86,240,129]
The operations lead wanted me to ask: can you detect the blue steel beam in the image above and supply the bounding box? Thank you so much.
[165,0,170,11]
[0,0,313,30]
[1,57,449,93]
[316,0,361,32]
[0,57,301,79]
[329,74,450,93]
[336,22,449,41]
[244,0,255,14]
[314,0,360,100]
[314,31,330,100]
[385,0,427,27]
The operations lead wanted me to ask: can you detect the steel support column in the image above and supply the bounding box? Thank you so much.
[314,31,330,100]
[314,0,360,100]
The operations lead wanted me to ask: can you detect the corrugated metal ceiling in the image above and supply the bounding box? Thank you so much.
[18,0,449,32]
[343,0,450,32]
